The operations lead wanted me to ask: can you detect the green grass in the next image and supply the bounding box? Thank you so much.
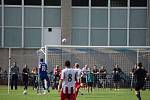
[0,86,150,100]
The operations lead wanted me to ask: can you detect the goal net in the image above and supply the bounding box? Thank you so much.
[44,45,150,89]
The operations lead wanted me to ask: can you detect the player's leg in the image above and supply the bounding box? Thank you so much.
[91,82,93,92]
[135,90,141,100]
[75,82,80,96]
[60,91,67,100]
[70,93,76,100]
[87,83,90,93]
[11,75,14,90]
[14,74,18,90]
[40,77,46,90]
[23,80,26,90]
[135,83,142,100]
[130,74,134,91]
[117,81,120,90]
[113,82,117,90]
[45,76,50,92]
[25,79,28,90]
[23,78,28,94]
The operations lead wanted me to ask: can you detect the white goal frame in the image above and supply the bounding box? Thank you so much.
[42,45,150,67]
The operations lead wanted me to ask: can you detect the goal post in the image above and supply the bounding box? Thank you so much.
[42,45,150,88]
[43,45,150,70]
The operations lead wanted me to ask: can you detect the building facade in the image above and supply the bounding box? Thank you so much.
[0,0,149,70]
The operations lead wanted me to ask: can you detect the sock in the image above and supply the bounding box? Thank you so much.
[136,92,141,100]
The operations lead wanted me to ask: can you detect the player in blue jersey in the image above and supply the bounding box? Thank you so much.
[38,58,50,94]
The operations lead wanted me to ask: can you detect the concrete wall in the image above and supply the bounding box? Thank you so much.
[61,0,72,45]
[0,48,39,73]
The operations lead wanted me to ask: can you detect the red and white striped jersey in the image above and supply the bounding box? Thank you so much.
[61,68,77,94]
[74,68,81,82]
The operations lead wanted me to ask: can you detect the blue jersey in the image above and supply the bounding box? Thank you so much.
[39,62,48,77]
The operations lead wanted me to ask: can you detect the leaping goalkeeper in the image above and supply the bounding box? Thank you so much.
[38,58,50,94]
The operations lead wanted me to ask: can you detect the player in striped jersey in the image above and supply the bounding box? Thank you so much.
[74,63,82,96]
[58,60,77,100]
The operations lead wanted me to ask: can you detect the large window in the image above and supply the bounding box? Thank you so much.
[44,0,61,6]
[91,0,108,7]
[130,9,147,28]
[129,29,146,46]
[91,29,108,46]
[110,30,127,46]
[110,9,127,28]
[130,0,147,7]
[91,9,108,28]
[4,0,22,5]
[4,7,22,26]
[4,28,22,47]
[0,8,1,26]
[44,8,61,27]
[72,0,89,6]
[24,8,41,27]
[0,28,1,47]
[72,29,88,45]
[24,28,41,47]
[24,0,41,6]
[72,8,89,27]
[111,0,127,7]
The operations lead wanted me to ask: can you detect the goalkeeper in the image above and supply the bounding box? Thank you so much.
[38,58,50,94]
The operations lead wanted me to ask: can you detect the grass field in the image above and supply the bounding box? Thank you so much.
[0,86,150,100]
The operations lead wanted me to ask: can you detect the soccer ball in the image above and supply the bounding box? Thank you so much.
[23,90,27,95]
[62,38,66,43]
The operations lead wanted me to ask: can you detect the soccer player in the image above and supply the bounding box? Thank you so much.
[134,62,147,100]
[38,58,50,94]
[74,63,82,96]
[58,60,77,100]
[22,64,30,94]
[81,65,89,88]
[86,68,94,93]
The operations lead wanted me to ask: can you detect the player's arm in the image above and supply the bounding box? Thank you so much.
[145,70,148,81]
[46,64,48,73]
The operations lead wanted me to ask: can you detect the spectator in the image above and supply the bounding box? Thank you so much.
[10,62,19,90]
[31,66,38,90]
[112,64,122,91]
[22,64,30,94]
[53,65,61,90]
[99,66,107,88]
[92,65,99,88]
[130,64,137,90]
[0,67,2,79]
[86,68,94,93]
